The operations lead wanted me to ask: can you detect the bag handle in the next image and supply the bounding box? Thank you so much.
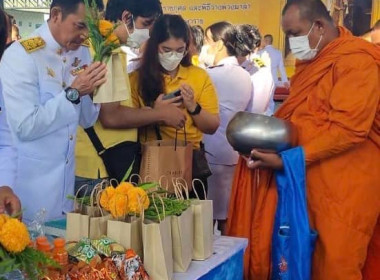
[129,174,143,186]
[75,184,90,212]
[174,178,190,200]
[151,192,165,223]
[155,125,188,151]
[191,178,207,200]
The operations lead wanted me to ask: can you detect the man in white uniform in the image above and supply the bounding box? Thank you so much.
[258,34,289,115]
[0,0,106,221]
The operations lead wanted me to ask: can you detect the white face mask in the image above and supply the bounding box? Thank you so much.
[159,51,184,71]
[125,17,150,49]
[199,45,216,67]
[289,23,323,61]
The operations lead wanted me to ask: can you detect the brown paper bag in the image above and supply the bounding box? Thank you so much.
[107,216,143,258]
[171,181,193,272]
[93,48,131,104]
[139,139,192,193]
[191,179,214,260]
[66,184,111,241]
[142,194,173,280]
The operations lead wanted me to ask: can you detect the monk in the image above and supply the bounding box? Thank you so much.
[226,1,380,280]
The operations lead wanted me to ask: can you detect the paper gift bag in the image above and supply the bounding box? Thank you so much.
[172,207,193,272]
[143,216,173,280]
[143,194,173,280]
[139,139,192,193]
[66,184,111,241]
[107,216,143,258]
[93,48,131,104]
[191,179,214,260]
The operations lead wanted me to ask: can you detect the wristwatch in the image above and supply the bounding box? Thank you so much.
[188,103,202,116]
[65,87,80,104]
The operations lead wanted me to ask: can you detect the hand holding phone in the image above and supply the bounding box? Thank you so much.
[162,89,183,103]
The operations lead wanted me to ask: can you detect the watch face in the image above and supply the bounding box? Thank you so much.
[67,88,79,101]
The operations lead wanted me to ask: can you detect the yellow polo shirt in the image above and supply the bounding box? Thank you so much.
[130,64,219,148]
[75,51,138,179]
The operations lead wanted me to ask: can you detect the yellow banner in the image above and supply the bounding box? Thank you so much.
[161,0,258,28]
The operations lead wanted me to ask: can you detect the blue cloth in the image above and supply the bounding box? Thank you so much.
[271,147,317,280]
[199,248,244,280]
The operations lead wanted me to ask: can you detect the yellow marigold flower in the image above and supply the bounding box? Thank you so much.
[115,182,133,196]
[128,187,150,213]
[109,194,129,218]
[0,214,9,230]
[100,186,115,211]
[0,218,30,253]
[98,19,120,45]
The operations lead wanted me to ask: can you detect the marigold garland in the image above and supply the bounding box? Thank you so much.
[0,218,30,253]
[115,182,133,195]
[128,188,150,213]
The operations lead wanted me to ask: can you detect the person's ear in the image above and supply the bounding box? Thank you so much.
[315,19,326,35]
[50,7,62,23]
[215,39,224,52]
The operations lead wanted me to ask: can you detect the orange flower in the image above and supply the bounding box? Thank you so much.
[0,214,9,229]
[100,186,115,211]
[115,182,133,196]
[98,19,120,45]
[0,218,30,253]
[127,187,150,213]
[109,193,129,218]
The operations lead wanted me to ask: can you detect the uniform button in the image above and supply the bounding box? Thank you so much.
[63,57,67,63]
[69,135,73,140]
[66,159,69,164]
[62,82,67,88]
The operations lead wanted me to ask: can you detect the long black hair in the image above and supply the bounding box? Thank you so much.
[137,14,191,106]
[0,8,8,60]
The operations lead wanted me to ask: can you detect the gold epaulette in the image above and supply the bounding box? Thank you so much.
[81,39,90,47]
[19,37,45,53]
[252,57,266,68]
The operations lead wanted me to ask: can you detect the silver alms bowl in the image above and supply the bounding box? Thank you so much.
[226,111,295,155]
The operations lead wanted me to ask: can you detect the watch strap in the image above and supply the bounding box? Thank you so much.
[188,103,202,116]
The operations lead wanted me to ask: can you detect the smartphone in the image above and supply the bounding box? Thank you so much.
[162,89,183,102]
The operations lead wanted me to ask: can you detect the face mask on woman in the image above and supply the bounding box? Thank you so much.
[159,51,184,71]
[124,16,150,49]
[199,45,216,66]
[289,23,323,61]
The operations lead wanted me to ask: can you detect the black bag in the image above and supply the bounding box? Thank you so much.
[84,127,141,183]
[192,142,212,179]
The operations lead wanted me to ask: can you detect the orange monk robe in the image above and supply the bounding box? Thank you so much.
[227,27,380,280]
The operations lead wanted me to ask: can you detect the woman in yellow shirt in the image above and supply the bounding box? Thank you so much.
[129,14,220,197]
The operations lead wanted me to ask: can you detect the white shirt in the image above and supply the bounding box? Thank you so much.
[203,56,253,165]
[241,57,275,115]
[258,45,289,86]
[0,83,16,188]
[0,23,99,221]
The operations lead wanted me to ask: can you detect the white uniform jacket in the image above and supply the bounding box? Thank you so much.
[0,23,99,221]
[0,83,17,188]
[204,56,253,165]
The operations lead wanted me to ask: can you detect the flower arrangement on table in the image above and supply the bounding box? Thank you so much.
[84,0,130,103]
[100,182,151,218]
[0,214,58,279]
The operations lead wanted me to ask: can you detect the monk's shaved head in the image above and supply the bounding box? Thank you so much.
[282,0,333,24]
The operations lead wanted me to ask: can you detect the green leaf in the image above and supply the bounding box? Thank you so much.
[121,159,135,182]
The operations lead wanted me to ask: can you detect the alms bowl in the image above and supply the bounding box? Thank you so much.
[226,111,295,155]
